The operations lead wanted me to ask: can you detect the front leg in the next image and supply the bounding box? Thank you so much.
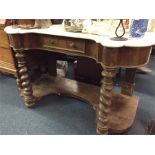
[97,67,116,134]
[15,49,35,107]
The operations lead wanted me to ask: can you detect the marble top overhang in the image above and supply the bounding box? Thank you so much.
[4,25,155,48]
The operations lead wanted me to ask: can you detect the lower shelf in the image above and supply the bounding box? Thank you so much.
[23,74,139,133]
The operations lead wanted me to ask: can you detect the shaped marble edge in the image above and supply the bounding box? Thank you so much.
[4,25,155,48]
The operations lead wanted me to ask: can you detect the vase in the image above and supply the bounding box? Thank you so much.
[130,19,149,38]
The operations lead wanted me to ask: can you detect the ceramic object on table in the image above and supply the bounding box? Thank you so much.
[63,19,83,32]
[130,19,149,38]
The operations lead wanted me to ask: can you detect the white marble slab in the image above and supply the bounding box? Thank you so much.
[4,25,155,48]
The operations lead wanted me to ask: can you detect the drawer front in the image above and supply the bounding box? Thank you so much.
[65,38,85,53]
[0,29,10,48]
[0,47,15,64]
[41,35,85,53]
[42,36,58,48]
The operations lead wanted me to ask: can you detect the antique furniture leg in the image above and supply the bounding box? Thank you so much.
[15,49,35,107]
[121,68,137,96]
[97,66,116,134]
[16,78,22,92]
[10,48,22,92]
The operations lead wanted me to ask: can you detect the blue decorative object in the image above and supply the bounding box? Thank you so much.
[130,19,149,38]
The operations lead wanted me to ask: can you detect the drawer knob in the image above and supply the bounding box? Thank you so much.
[69,42,76,48]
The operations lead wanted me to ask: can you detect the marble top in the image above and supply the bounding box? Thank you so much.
[4,25,155,48]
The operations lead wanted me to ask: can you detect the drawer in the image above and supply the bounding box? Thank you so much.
[0,47,15,64]
[41,36,59,47]
[41,35,85,53]
[0,29,10,48]
[65,38,85,53]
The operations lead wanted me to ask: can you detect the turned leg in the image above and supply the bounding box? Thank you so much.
[97,67,116,134]
[16,78,22,95]
[15,49,35,107]
[10,48,23,93]
[121,68,136,96]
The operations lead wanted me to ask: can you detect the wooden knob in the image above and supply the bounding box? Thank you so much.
[69,42,76,48]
